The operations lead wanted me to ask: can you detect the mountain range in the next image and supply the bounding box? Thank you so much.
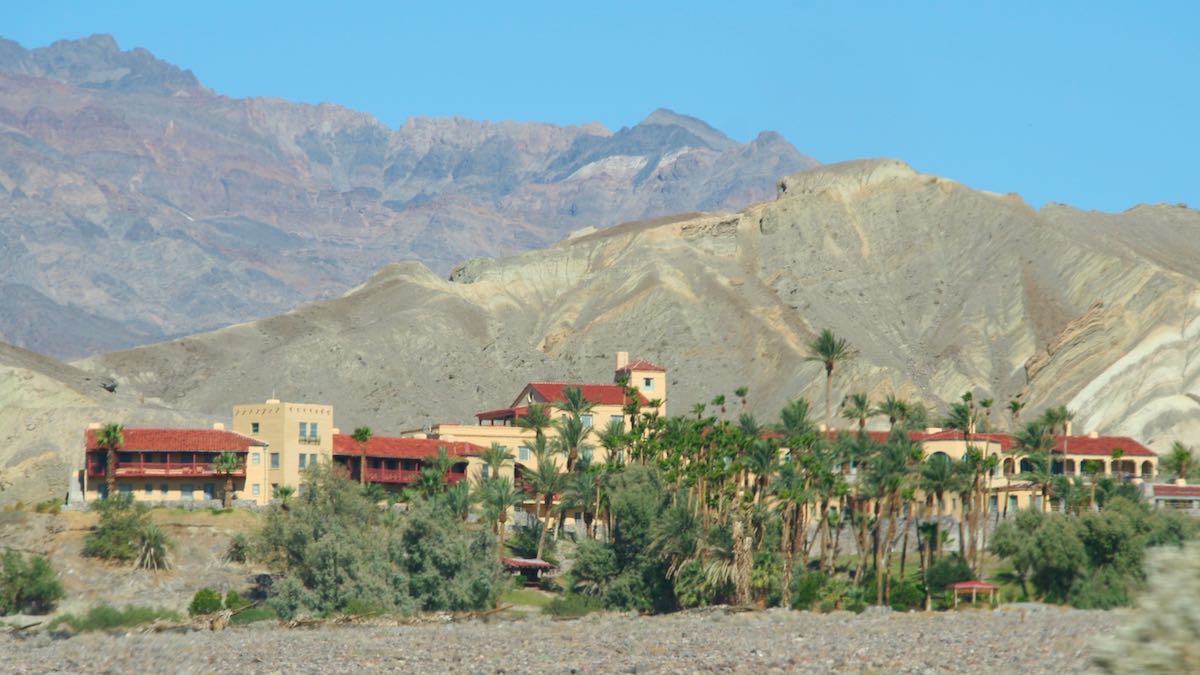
[0,34,815,358]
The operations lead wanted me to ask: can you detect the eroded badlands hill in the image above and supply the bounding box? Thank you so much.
[76,160,1200,451]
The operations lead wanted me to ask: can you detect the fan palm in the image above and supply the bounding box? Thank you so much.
[211,451,243,508]
[96,423,124,499]
[351,426,372,485]
[1164,441,1196,481]
[805,328,854,430]
[872,394,908,430]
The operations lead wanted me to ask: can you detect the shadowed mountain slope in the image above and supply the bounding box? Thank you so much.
[0,35,816,358]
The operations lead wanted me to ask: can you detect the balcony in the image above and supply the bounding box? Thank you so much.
[88,458,244,479]
[360,467,468,485]
[299,436,321,445]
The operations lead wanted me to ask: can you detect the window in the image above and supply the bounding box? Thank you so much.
[252,484,261,497]
[581,414,593,429]
[144,484,153,495]
[299,422,308,439]
[611,415,624,427]
[643,377,653,390]
[270,453,280,469]
[309,454,317,466]
[251,452,260,465]
[518,446,530,461]
[299,454,307,469]
[310,423,319,440]
[181,484,194,500]
[251,422,260,434]
[203,484,215,500]
[159,484,168,495]
[119,484,133,495]
[482,465,490,480]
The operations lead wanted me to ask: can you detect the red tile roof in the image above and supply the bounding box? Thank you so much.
[332,434,484,459]
[476,406,531,421]
[616,358,666,373]
[1151,484,1200,498]
[950,580,998,591]
[518,382,650,407]
[1051,435,1155,457]
[501,557,555,570]
[85,428,265,453]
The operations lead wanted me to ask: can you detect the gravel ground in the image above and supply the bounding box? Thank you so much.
[2,606,1120,674]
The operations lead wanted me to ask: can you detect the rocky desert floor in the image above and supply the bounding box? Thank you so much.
[1,605,1120,674]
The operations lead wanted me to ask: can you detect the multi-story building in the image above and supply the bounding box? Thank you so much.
[330,435,482,491]
[83,424,267,503]
[232,399,334,500]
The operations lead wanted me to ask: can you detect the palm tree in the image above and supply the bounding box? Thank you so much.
[711,394,727,418]
[1013,422,1055,512]
[775,398,815,442]
[479,477,524,553]
[979,398,994,433]
[1007,399,1025,431]
[523,445,564,560]
[96,423,124,499]
[841,393,871,432]
[735,387,749,414]
[691,403,708,420]
[555,386,596,416]
[1164,441,1196,481]
[212,451,243,509]
[360,481,387,505]
[595,420,628,467]
[872,394,908,430]
[805,328,854,430]
[919,453,958,559]
[553,414,591,473]
[272,484,295,509]
[516,403,553,440]
[1040,405,1075,452]
[352,426,372,485]
[480,442,514,482]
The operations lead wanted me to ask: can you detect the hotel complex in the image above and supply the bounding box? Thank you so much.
[82,350,1176,517]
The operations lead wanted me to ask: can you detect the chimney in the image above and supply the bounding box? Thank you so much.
[1065,420,1073,436]
[1088,430,1099,439]
[87,422,101,430]
[213,422,225,431]
[266,398,281,405]
[616,351,629,370]
[332,427,341,436]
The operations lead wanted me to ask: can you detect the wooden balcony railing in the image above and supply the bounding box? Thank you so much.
[360,467,468,485]
[88,460,244,479]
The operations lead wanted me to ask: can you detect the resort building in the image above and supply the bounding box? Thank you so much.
[232,399,334,497]
[83,424,267,503]
[330,435,482,491]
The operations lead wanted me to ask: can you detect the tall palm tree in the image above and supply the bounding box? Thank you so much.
[979,398,994,433]
[1164,441,1196,481]
[516,403,553,440]
[212,451,243,509]
[552,387,595,427]
[775,398,815,442]
[805,328,854,430]
[735,387,750,414]
[96,423,124,499]
[919,453,958,559]
[1040,405,1075,452]
[479,442,514,482]
[523,445,564,560]
[1007,399,1025,431]
[1013,422,1055,512]
[872,394,908,430]
[553,414,591,473]
[841,393,871,432]
[595,420,628,467]
[479,477,524,554]
[352,426,372,485]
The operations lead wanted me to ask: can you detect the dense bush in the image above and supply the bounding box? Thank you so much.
[544,593,604,618]
[888,578,925,612]
[188,588,223,616]
[0,549,64,615]
[256,463,503,619]
[789,571,827,610]
[991,499,1198,608]
[925,554,974,596]
[507,522,555,563]
[83,494,172,570]
[50,604,180,632]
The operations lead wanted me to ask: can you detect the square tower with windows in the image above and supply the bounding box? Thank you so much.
[614,351,667,417]
[232,399,334,498]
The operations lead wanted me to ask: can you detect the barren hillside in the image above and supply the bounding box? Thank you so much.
[75,160,1200,452]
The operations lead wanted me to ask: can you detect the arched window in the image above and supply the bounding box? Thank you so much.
[1141,460,1154,478]
[1002,458,1015,476]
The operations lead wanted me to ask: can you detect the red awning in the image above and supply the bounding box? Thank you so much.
[501,557,554,570]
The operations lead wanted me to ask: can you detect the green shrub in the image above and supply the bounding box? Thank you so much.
[790,572,827,610]
[507,523,555,563]
[226,533,251,563]
[188,588,223,616]
[34,499,61,514]
[51,604,180,632]
[926,554,974,595]
[0,549,65,615]
[84,494,172,570]
[544,593,604,618]
[224,590,248,610]
[888,578,925,612]
[256,463,503,619]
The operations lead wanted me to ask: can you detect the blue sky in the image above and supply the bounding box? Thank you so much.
[3,1,1197,211]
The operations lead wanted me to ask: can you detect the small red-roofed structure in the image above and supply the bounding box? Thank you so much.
[950,580,999,607]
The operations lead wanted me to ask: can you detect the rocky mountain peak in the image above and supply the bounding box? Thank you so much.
[0,33,201,93]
